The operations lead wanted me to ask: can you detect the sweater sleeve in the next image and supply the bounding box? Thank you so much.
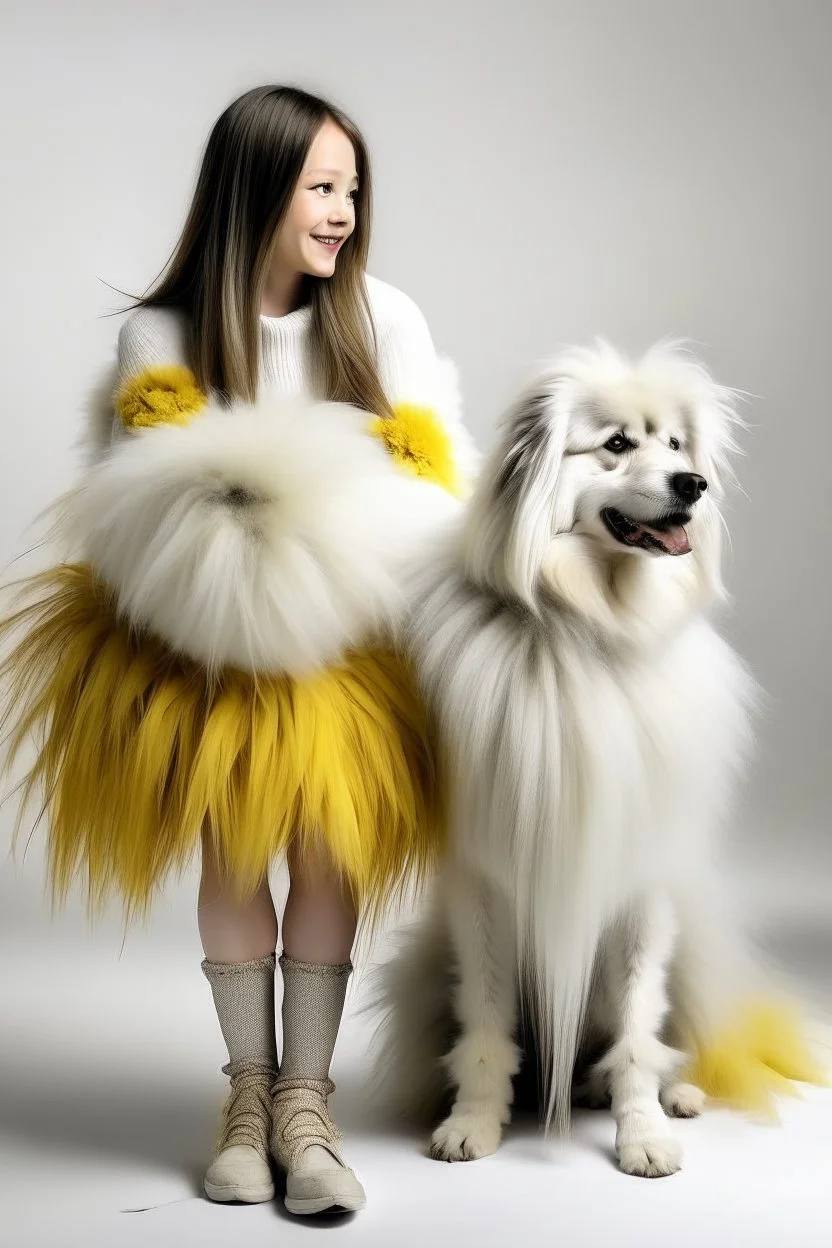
[108,306,207,448]
[368,276,481,494]
[371,280,440,410]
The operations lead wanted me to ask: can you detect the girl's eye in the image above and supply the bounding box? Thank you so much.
[604,432,631,454]
[669,436,681,451]
[311,183,358,204]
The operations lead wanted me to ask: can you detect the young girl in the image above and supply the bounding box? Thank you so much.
[0,85,477,1216]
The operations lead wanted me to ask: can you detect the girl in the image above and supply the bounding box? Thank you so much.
[0,85,477,1215]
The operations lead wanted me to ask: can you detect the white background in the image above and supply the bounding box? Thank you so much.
[1,2,830,1244]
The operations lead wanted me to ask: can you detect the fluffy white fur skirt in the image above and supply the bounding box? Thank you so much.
[55,396,460,675]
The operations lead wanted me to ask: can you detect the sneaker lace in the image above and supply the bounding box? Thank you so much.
[215,1058,276,1161]
[270,1076,344,1170]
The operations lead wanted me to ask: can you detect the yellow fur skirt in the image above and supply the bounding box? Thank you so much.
[0,563,442,921]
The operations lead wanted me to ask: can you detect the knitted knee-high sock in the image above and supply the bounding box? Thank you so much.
[271,956,353,1174]
[270,956,366,1212]
[201,954,279,1159]
[277,955,351,1080]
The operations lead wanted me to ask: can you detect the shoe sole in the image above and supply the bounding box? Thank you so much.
[285,1194,366,1215]
[204,1179,275,1204]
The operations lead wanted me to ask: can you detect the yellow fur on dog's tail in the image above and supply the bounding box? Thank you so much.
[682,999,829,1117]
[669,888,830,1118]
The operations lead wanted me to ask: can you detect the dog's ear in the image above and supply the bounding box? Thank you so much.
[643,342,745,602]
[462,370,573,610]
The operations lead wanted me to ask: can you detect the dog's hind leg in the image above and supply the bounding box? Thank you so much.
[589,894,686,1178]
[429,866,520,1162]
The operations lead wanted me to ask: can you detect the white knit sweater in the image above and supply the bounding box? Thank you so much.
[118,275,439,396]
[110,274,479,483]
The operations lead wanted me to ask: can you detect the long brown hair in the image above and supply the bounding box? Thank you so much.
[132,85,392,416]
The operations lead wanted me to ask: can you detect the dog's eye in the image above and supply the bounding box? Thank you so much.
[669,437,681,451]
[604,432,631,454]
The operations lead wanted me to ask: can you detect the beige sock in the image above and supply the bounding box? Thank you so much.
[273,955,352,1173]
[277,955,351,1079]
[201,953,279,1070]
[201,954,279,1158]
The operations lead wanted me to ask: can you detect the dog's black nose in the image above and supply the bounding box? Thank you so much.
[671,472,708,503]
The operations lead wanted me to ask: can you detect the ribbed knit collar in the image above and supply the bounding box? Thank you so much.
[259,303,312,346]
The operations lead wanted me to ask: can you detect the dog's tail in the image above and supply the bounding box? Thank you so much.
[366,898,456,1124]
[667,886,831,1116]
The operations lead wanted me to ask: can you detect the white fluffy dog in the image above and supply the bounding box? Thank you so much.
[376,342,772,1178]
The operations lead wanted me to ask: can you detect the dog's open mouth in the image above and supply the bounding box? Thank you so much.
[602,507,692,556]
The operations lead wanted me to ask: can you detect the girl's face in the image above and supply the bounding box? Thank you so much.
[271,119,358,281]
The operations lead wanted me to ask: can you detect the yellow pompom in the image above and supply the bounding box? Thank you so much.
[371,403,461,496]
[683,1000,828,1118]
[115,364,207,430]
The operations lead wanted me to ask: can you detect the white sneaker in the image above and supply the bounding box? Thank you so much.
[203,1059,276,1203]
[270,1076,366,1215]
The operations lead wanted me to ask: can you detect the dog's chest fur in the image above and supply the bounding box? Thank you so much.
[416,571,753,912]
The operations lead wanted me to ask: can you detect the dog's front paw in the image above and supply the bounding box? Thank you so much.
[429,1111,503,1162]
[617,1135,682,1179]
[661,1081,705,1119]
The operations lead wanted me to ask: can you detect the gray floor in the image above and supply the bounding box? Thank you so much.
[1,849,830,1248]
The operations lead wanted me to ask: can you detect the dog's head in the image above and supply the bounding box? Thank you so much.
[464,341,743,620]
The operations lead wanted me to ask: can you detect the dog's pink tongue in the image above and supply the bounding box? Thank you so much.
[641,522,691,556]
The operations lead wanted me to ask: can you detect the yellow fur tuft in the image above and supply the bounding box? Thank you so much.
[0,564,442,924]
[115,364,207,430]
[371,403,462,496]
[682,1000,828,1117]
